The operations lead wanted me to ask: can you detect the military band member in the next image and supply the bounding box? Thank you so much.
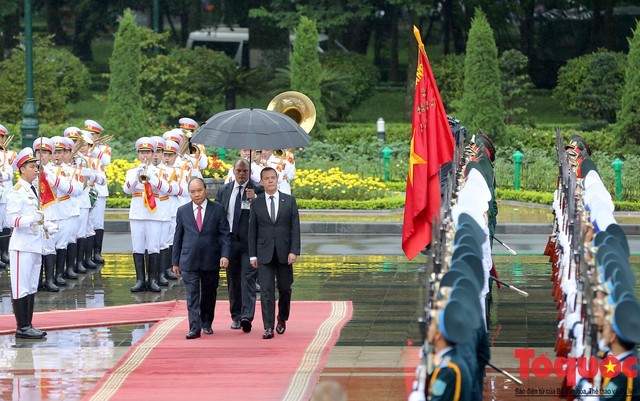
[264,149,295,195]
[32,137,61,292]
[74,130,105,272]
[49,136,82,287]
[7,148,59,339]
[161,140,189,280]
[60,132,83,279]
[0,124,15,269]
[178,117,208,173]
[123,137,176,292]
[85,119,111,265]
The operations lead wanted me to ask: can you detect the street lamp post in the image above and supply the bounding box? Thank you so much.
[21,0,39,148]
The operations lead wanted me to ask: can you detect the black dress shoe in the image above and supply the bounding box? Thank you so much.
[276,319,286,335]
[186,330,201,339]
[240,319,252,333]
[202,327,213,335]
[262,328,273,339]
[230,320,241,330]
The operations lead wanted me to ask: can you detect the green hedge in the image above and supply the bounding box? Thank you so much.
[107,195,405,210]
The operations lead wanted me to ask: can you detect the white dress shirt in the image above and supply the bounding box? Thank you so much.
[193,199,208,223]
[265,191,279,221]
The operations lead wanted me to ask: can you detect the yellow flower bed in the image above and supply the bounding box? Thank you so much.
[292,167,388,201]
[105,157,231,195]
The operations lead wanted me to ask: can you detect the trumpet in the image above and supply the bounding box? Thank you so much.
[273,149,285,158]
[139,162,150,183]
[93,134,113,147]
[69,131,94,161]
[0,134,14,152]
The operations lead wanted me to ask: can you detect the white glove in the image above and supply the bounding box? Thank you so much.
[44,221,59,235]
[30,210,45,226]
[90,147,100,157]
[81,169,95,181]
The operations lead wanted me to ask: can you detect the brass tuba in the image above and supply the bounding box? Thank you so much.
[267,91,316,134]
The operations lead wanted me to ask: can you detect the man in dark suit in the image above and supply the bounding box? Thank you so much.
[172,177,231,339]
[215,159,263,331]
[249,167,301,339]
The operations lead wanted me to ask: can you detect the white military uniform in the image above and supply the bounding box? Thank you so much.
[267,153,295,195]
[123,139,176,254]
[7,178,45,299]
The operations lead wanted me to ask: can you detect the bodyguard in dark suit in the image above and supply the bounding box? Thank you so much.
[249,167,301,339]
[172,178,231,339]
[215,159,263,331]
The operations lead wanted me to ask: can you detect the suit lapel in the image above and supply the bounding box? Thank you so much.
[201,198,215,228]
[275,193,286,223]
[186,201,197,228]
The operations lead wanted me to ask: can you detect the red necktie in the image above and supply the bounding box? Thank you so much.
[196,205,203,231]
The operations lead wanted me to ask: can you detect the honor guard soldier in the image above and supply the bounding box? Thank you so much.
[0,124,15,269]
[123,137,176,292]
[7,148,59,339]
[424,284,474,401]
[160,139,189,281]
[48,136,82,287]
[85,119,111,265]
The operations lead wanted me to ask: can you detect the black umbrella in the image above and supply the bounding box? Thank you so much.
[191,108,311,150]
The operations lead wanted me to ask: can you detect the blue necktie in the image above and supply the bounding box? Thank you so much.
[233,185,242,231]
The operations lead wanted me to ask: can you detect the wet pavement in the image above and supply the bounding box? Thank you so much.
[0,233,638,401]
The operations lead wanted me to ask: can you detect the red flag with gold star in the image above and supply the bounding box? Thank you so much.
[39,172,57,209]
[402,26,454,260]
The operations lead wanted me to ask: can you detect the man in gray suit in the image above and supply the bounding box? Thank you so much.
[249,167,301,339]
[172,178,231,339]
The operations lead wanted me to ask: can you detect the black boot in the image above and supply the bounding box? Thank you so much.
[93,229,105,264]
[82,236,98,269]
[130,253,147,292]
[27,293,46,336]
[43,254,59,292]
[65,242,78,279]
[38,258,45,291]
[1,228,10,264]
[147,253,161,292]
[158,249,169,286]
[54,249,67,286]
[12,297,44,339]
[75,238,87,273]
[165,245,178,280]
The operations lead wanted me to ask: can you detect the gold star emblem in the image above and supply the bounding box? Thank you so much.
[408,129,427,186]
[604,360,616,373]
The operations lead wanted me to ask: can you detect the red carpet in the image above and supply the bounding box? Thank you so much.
[85,301,352,401]
[0,301,178,335]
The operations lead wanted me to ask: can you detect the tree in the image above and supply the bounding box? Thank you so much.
[0,35,90,122]
[459,8,505,140]
[103,9,146,141]
[499,49,533,125]
[554,49,626,124]
[614,19,640,147]
[290,16,326,135]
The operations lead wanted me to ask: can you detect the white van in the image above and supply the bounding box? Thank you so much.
[186,27,335,68]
